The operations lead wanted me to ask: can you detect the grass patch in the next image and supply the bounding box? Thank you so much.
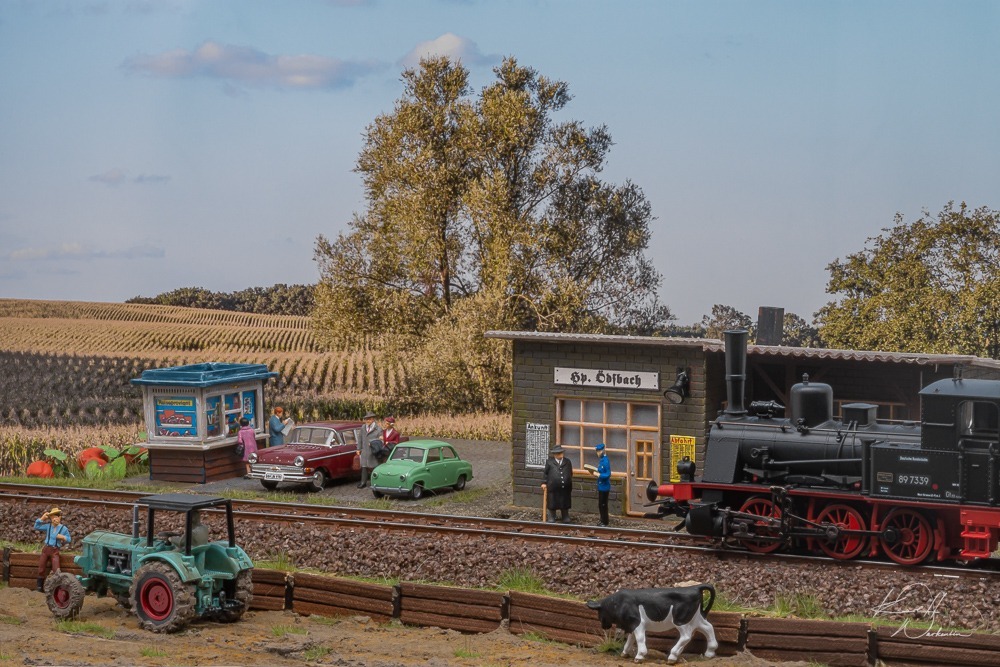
[140,647,168,658]
[255,552,296,571]
[497,567,549,595]
[0,540,42,552]
[595,631,624,654]
[55,620,114,638]
[308,615,341,626]
[711,590,753,613]
[0,475,170,493]
[271,624,308,637]
[423,487,491,507]
[519,630,557,644]
[303,646,331,660]
[453,647,481,659]
[358,497,395,510]
[0,615,24,625]
[0,653,13,662]
[771,592,826,619]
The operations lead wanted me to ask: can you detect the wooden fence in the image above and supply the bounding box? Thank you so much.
[2,548,996,666]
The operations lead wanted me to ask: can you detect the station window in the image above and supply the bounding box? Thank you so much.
[556,399,659,474]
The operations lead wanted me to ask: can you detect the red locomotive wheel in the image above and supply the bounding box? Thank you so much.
[879,509,933,566]
[816,504,867,560]
[737,496,783,554]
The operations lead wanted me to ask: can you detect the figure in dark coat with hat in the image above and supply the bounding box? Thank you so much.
[357,411,383,488]
[541,445,574,523]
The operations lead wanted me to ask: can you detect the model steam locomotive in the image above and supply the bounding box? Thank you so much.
[649,329,1000,565]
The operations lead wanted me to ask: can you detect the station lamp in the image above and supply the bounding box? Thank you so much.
[664,367,690,405]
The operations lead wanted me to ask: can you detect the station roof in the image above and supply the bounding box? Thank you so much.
[131,362,278,387]
[484,330,1000,371]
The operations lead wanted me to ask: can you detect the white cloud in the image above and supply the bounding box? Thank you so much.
[89,169,127,186]
[89,169,171,186]
[7,243,165,262]
[399,33,498,69]
[123,40,384,91]
[134,174,171,184]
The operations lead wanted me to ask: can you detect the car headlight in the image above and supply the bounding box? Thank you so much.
[371,472,378,480]
[399,474,406,481]
[248,453,258,464]
[294,456,305,467]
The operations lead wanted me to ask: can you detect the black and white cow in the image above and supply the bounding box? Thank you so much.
[586,584,717,664]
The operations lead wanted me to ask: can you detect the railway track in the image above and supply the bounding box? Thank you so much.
[2,482,997,582]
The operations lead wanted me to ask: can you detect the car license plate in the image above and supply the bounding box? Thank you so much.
[264,472,284,481]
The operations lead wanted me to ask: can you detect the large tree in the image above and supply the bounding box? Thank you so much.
[818,201,1000,358]
[314,57,670,409]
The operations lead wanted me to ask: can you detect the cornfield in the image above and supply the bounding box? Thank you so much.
[0,299,510,474]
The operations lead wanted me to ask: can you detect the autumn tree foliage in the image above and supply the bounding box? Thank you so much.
[818,201,1000,358]
[314,57,671,410]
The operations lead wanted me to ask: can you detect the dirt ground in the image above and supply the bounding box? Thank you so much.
[0,586,815,667]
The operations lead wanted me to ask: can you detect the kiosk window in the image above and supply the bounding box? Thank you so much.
[154,396,197,439]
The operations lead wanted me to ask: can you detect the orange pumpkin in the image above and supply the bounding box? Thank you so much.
[77,447,108,468]
[26,460,54,478]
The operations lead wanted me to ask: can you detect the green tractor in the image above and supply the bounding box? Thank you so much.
[45,493,254,633]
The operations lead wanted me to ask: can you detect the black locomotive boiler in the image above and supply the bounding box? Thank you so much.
[650,329,1000,565]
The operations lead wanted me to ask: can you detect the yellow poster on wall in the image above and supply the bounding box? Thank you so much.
[669,435,696,482]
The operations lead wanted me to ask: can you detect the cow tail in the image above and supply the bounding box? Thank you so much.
[699,584,716,615]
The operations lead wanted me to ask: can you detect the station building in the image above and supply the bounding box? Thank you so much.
[486,326,1000,519]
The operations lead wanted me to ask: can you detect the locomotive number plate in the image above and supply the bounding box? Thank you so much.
[876,472,893,483]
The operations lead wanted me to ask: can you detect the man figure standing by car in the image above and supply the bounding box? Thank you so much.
[269,407,291,446]
[541,445,573,523]
[357,411,383,488]
[34,507,70,592]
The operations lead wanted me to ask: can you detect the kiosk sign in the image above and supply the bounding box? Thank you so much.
[554,367,659,391]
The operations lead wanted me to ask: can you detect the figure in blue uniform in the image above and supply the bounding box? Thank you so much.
[595,443,612,526]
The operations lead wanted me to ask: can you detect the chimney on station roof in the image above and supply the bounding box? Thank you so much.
[755,306,784,346]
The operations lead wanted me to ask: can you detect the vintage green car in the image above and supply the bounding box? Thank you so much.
[369,439,473,500]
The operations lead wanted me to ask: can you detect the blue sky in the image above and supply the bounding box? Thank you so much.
[1,0,998,326]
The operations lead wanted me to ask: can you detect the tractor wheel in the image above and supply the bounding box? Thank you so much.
[45,572,85,620]
[219,570,254,623]
[130,562,197,633]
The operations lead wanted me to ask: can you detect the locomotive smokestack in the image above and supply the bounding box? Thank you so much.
[723,329,748,416]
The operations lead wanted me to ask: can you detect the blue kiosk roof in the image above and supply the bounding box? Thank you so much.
[131,363,278,388]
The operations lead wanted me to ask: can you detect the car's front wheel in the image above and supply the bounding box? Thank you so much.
[453,475,467,491]
[410,483,424,500]
[372,489,384,499]
[261,480,278,491]
[309,469,329,492]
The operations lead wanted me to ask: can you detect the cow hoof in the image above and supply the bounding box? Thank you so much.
[704,651,716,659]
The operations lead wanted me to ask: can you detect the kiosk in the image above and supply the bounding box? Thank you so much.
[131,363,278,483]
